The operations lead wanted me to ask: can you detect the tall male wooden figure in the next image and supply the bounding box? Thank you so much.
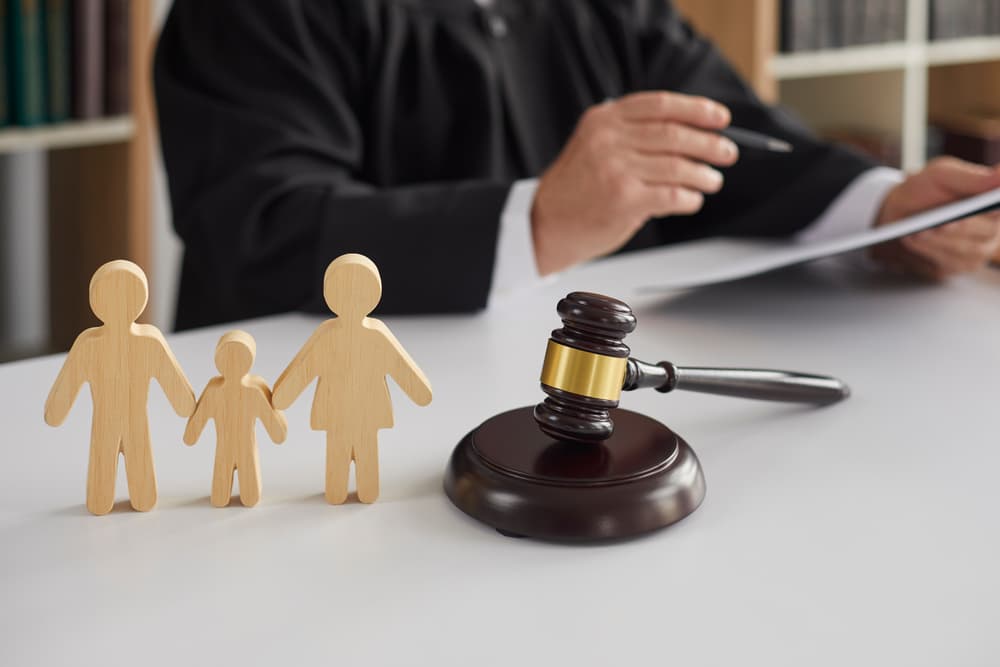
[184,330,288,507]
[273,254,433,504]
[44,260,196,515]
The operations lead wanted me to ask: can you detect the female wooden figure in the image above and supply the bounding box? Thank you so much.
[272,254,432,504]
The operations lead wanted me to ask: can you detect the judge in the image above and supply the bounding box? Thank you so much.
[154,0,1000,330]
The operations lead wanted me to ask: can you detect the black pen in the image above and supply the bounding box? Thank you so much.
[720,126,793,153]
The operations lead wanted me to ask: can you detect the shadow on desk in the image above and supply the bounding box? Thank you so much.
[642,256,943,320]
[41,471,444,518]
[47,499,135,517]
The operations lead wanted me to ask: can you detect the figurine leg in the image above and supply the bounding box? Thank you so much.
[211,453,235,507]
[354,435,379,504]
[325,432,351,505]
[122,424,157,512]
[237,445,262,508]
[86,428,119,516]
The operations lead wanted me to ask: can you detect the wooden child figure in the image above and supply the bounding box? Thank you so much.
[44,260,195,515]
[184,331,287,507]
[273,254,433,504]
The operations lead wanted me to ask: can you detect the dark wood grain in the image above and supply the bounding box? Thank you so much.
[444,407,706,541]
[535,292,635,442]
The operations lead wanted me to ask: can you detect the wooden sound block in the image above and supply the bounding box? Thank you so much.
[444,407,706,541]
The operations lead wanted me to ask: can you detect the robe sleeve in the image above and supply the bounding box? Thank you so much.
[154,1,510,329]
[633,1,878,245]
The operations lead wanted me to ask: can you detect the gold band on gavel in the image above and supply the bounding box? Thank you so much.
[539,340,628,401]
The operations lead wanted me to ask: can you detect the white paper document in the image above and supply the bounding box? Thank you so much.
[639,186,1000,292]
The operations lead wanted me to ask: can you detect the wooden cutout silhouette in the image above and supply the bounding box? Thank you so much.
[184,330,287,507]
[44,260,195,515]
[273,254,433,504]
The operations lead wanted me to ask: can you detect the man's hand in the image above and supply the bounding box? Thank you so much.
[871,157,1000,279]
[531,91,739,275]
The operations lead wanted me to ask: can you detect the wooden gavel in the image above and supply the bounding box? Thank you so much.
[534,292,850,443]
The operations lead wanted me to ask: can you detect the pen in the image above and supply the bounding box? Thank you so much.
[720,126,793,153]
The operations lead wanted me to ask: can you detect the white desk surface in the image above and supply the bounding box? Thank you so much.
[2,248,999,666]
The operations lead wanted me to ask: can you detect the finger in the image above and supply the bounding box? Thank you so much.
[624,121,739,166]
[640,184,705,217]
[903,238,990,272]
[907,215,1000,254]
[905,221,995,258]
[615,91,730,128]
[954,213,1000,245]
[923,157,1000,198]
[902,234,985,275]
[628,154,725,193]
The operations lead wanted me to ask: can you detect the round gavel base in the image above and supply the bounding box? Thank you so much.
[444,407,706,541]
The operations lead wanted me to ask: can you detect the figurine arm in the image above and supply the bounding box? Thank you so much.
[272,327,323,410]
[378,325,433,407]
[251,377,288,444]
[183,384,216,446]
[44,334,92,427]
[143,326,196,417]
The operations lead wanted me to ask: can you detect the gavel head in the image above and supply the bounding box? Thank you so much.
[534,292,636,443]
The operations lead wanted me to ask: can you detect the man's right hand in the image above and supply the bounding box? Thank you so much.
[531,91,739,275]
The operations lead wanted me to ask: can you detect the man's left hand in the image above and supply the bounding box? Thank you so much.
[871,157,1000,279]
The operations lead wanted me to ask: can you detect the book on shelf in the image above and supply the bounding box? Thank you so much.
[104,0,129,115]
[930,0,1000,40]
[781,0,908,52]
[1,0,9,127]
[2,0,130,131]
[45,0,71,122]
[814,0,834,50]
[72,0,105,119]
[8,0,47,126]
[782,0,816,53]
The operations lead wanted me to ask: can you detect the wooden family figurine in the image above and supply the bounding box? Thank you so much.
[44,253,431,513]
[184,330,288,507]
[44,260,196,515]
[273,253,433,504]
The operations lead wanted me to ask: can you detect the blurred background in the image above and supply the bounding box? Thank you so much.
[0,0,998,362]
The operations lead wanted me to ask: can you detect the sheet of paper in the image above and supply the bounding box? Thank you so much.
[638,186,1000,292]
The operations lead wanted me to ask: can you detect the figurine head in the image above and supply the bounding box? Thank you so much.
[323,254,382,320]
[89,260,149,325]
[215,330,256,378]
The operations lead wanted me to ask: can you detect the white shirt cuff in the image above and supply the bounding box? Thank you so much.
[489,178,542,306]
[794,167,904,244]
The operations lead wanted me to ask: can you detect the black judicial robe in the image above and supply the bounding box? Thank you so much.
[154,0,875,330]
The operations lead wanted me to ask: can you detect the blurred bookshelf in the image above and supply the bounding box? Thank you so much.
[676,0,1000,264]
[0,0,153,360]
[675,0,1000,170]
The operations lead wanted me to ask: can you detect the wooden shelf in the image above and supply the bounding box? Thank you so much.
[0,117,135,155]
[772,36,1000,80]
[678,0,1000,263]
[772,42,914,79]
[927,36,1000,66]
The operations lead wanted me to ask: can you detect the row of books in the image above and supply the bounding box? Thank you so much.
[0,0,129,129]
[930,0,1000,40]
[782,0,1000,52]
[781,0,907,52]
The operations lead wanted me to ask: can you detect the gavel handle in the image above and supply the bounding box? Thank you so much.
[623,358,850,405]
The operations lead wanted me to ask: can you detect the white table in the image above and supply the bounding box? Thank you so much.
[2,248,998,666]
